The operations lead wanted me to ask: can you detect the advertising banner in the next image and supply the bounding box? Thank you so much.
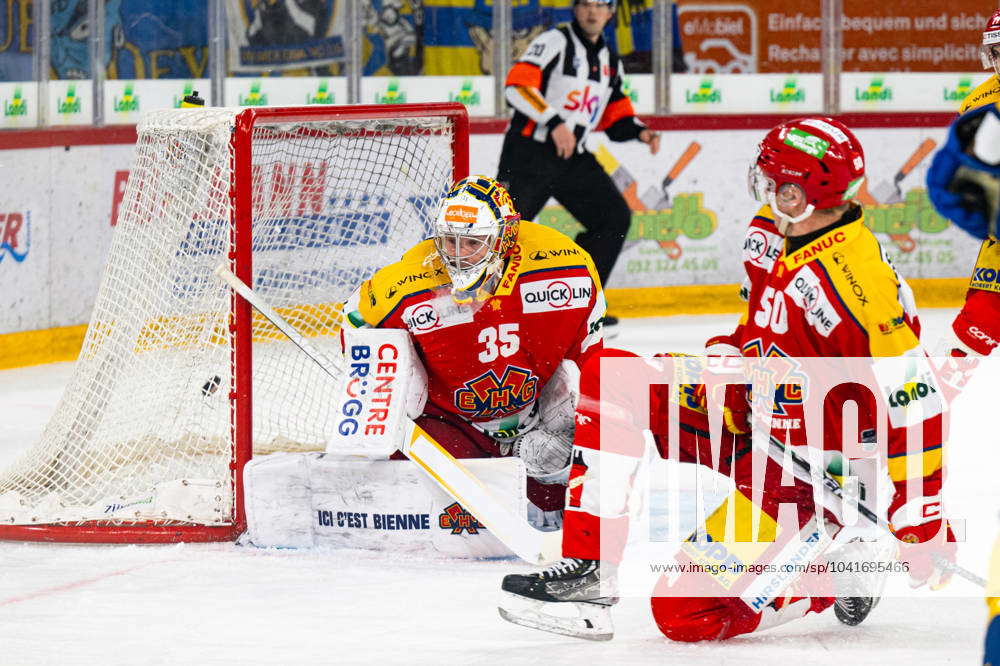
[471,126,981,290]
[46,80,92,126]
[104,79,211,125]
[676,0,993,74]
[0,82,36,128]
[840,72,993,112]
[0,123,978,335]
[226,0,346,73]
[670,73,823,114]
[361,76,496,115]
[0,144,133,335]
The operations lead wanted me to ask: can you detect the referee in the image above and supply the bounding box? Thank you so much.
[497,0,660,324]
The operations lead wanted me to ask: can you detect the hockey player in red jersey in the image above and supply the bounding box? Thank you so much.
[924,101,1000,666]
[498,118,957,641]
[343,175,605,521]
[933,9,1000,359]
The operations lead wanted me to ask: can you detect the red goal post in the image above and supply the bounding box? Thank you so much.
[0,102,469,543]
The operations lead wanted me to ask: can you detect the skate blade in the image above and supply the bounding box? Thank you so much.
[498,592,614,641]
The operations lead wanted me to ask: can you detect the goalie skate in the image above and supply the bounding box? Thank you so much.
[498,558,617,641]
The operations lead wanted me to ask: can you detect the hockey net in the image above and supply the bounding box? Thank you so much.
[0,103,468,542]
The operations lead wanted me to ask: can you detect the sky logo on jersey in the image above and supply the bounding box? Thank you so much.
[454,365,538,418]
[564,86,601,122]
[439,502,485,535]
[520,276,592,313]
[0,212,30,263]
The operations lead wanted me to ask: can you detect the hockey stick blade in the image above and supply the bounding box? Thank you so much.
[405,423,562,565]
[765,434,986,589]
[498,592,614,641]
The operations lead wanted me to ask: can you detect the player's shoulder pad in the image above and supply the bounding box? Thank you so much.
[819,220,919,356]
[359,239,449,326]
[515,221,602,284]
[750,205,778,229]
[960,74,1000,114]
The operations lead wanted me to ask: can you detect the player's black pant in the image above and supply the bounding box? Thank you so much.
[497,133,631,288]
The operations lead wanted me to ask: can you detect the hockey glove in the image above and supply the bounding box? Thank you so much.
[890,496,958,590]
[926,103,1000,241]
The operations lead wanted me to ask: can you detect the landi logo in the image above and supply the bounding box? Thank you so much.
[0,212,31,263]
[307,80,335,104]
[621,76,638,103]
[943,77,973,102]
[173,81,195,108]
[449,79,480,106]
[855,78,892,102]
[113,83,139,112]
[4,87,26,117]
[375,79,406,104]
[240,81,268,106]
[770,78,805,103]
[685,79,721,104]
[57,84,81,115]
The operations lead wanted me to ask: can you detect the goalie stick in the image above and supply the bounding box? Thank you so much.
[764,433,986,588]
[213,264,561,565]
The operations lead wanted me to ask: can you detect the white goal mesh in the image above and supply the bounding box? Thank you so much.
[0,106,460,537]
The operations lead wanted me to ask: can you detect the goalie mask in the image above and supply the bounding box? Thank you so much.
[981,9,1000,77]
[748,117,865,234]
[434,176,520,301]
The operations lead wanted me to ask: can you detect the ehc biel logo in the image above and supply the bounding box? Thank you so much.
[454,365,538,418]
[0,212,30,263]
[439,502,485,535]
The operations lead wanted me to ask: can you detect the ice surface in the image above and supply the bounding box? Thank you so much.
[0,311,989,665]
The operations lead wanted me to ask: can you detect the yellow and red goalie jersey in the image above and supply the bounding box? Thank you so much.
[353,221,605,433]
[736,206,944,517]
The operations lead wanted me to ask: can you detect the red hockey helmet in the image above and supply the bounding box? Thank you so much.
[980,9,1000,76]
[748,117,865,229]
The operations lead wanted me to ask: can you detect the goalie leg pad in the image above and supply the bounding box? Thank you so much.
[243,453,529,558]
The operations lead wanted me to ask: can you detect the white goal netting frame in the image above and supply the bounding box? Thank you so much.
[0,103,468,542]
